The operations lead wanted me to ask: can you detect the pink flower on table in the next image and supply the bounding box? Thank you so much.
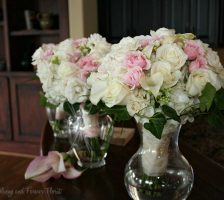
[189,56,207,73]
[123,66,143,88]
[69,52,81,63]
[124,51,150,70]
[41,49,54,60]
[78,56,99,80]
[73,38,88,48]
[25,151,82,182]
[184,40,205,60]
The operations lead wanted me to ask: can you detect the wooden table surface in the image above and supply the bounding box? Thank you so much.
[0,133,224,200]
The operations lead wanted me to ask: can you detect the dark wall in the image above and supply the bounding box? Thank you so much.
[98,0,224,47]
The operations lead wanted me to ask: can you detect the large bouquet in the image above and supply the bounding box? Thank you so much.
[32,33,111,107]
[87,28,224,138]
[26,28,224,182]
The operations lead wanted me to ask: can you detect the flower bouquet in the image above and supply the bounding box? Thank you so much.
[26,28,224,199]
[85,28,224,199]
[30,34,113,170]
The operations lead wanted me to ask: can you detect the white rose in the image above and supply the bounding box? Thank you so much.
[37,63,55,86]
[87,33,111,58]
[64,78,89,104]
[156,43,187,71]
[88,72,129,107]
[57,61,78,79]
[206,48,223,69]
[98,53,126,77]
[56,39,75,61]
[126,89,151,116]
[44,81,66,105]
[170,89,191,113]
[87,72,108,105]
[150,27,175,38]
[140,73,164,97]
[111,37,138,53]
[151,61,181,88]
[102,79,129,107]
[186,69,221,96]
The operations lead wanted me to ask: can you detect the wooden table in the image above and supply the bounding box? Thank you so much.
[0,133,224,200]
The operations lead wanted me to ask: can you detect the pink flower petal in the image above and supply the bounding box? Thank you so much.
[25,151,64,180]
[62,166,83,179]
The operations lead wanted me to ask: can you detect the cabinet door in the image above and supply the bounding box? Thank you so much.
[0,76,11,140]
[10,76,47,143]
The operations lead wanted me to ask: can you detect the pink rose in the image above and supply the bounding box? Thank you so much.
[123,66,143,88]
[42,49,54,60]
[78,56,99,80]
[73,38,88,48]
[189,56,207,73]
[124,51,149,70]
[184,40,205,60]
[69,52,81,63]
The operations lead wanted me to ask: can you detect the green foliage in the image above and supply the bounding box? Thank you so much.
[214,88,224,110]
[199,83,216,112]
[162,105,180,122]
[80,45,91,56]
[84,101,131,122]
[144,113,167,139]
[51,56,60,65]
[63,101,80,116]
[39,92,57,109]
[84,101,100,114]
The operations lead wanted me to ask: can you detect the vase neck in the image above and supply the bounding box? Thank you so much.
[169,124,181,151]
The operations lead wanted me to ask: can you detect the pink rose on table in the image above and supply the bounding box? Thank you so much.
[78,56,99,79]
[25,151,82,182]
[123,66,143,88]
[124,51,150,70]
[184,40,204,60]
[189,56,207,73]
[73,38,88,48]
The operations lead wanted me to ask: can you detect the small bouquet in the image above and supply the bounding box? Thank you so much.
[32,33,111,107]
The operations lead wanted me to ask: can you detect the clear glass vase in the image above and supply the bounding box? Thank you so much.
[124,121,194,200]
[46,106,69,138]
[68,107,113,168]
[45,106,71,152]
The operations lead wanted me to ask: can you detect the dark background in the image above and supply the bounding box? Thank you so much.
[98,0,224,47]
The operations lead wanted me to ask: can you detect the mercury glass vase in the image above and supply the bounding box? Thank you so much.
[124,121,194,200]
[68,107,113,168]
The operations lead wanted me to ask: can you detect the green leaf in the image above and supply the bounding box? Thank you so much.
[84,101,100,114]
[199,83,216,112]
[103,105,131,121]
[162,105,180,122]
[63,101,80,116]
[39,92,57,109]
[214,88,224,110]
[144,113,167,139]
[96,101,131,122]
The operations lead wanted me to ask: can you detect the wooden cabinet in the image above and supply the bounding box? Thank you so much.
[98,0,224,47]
[0,0,69,155]
[0,76,11,140]
[10,75,47,143]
